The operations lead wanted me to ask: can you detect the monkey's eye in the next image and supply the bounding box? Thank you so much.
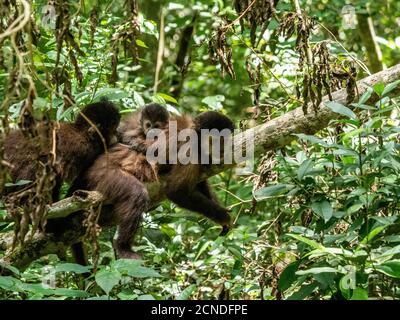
[153,123,160,129]
[145,122,151,129]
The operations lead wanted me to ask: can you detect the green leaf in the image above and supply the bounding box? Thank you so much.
[135,39,148,48]
[0,276,19,291]
[287,282,318,300]
[287,234,324,250]
[253,184,290,200]
[325,101,357,120]
[201,95,225,110]
[360,225,387,244]
[311,200,333,222]
[358,87,373,104]
[294,134,329,147]
[95,269,121,295]
[177,284,197,300]
[297,159,314,180]
[137,294,155,300]
[227,245,243,261]
[195,241,211,260]
[382,80,400,96]
[127,266,161,278]
[53,288,89,298]
[112,259,161,278]
[296,267,337,275]
[156,93,178,104]
[5,180,32,187]
[278,261,300,292]
[0,263,19,275]
[375,260,400,278]
[373,82,385,96]
[351,288,368,300]
[55,263,91,274]
[93,88,130,101]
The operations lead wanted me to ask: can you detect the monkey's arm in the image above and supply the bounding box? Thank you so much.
[127,138,148,154]
[165,166,230,226]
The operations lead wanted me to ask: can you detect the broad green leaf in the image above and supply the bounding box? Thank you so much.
[373,82,385,96]
[358,87,373,104]
[133,91,145,106]
[0,263,19,275]
[55,263,91,274]
[311,200,333,222]
[360,225,387,244]
[287,283,318,300]
[375,260,400,278]
[253,184,290,200]
[351,288,368,300]
[195,241,212,260]
[0,276,18,291]
[135,39,148,48]
[137,294,155,300]
[156,93,178,104]
[53,288,89,298]
[297,159,314,180]
[296,267,337,275]
[5,180,32,187]
[325,101,357,120]
[382,80,400,96]
[95,269,121,295]
[278,261,299,292]
[287,234,325,250]
[177,284,197,300]
[202,95,225,110]
[18,283,54,295]
[126,266,161,278]
[93,88,130,101]
[227,245,243,261]
[294,134,329,147]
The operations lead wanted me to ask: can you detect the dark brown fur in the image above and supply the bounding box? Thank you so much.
[118,103,170,154]
[3,101,120,200]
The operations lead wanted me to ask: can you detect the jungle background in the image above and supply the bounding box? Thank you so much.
[1,0,400,300]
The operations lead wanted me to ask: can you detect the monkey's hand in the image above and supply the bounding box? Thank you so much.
[129,140,148,154]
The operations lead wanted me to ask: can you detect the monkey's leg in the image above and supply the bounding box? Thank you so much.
[166,184,231,227]
[101,171,149,260]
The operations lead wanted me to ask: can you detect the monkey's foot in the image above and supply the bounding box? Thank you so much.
[116,250,142,260]
[219,225,231,236]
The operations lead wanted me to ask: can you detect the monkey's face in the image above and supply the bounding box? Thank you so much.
[141,118,168,136]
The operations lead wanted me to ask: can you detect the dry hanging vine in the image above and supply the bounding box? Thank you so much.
[109,0,141,84]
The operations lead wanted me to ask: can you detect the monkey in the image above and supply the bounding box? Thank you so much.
[163,111,235,233]
[2,100,121,201]
[64,110,235,261]
[118,103,170,154]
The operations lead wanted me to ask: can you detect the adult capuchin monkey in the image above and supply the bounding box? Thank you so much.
[2,100,121,200]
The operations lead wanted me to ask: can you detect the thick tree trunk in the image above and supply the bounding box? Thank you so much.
[1,63,400,270]
[356,12,383,73]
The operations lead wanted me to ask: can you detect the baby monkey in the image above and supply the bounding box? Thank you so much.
[118,103,170,154]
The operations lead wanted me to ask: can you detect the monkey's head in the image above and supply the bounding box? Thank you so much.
[140,103,170,135]
[194,111,235,164]
[74,100,121,144]
[194,111,235,133]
